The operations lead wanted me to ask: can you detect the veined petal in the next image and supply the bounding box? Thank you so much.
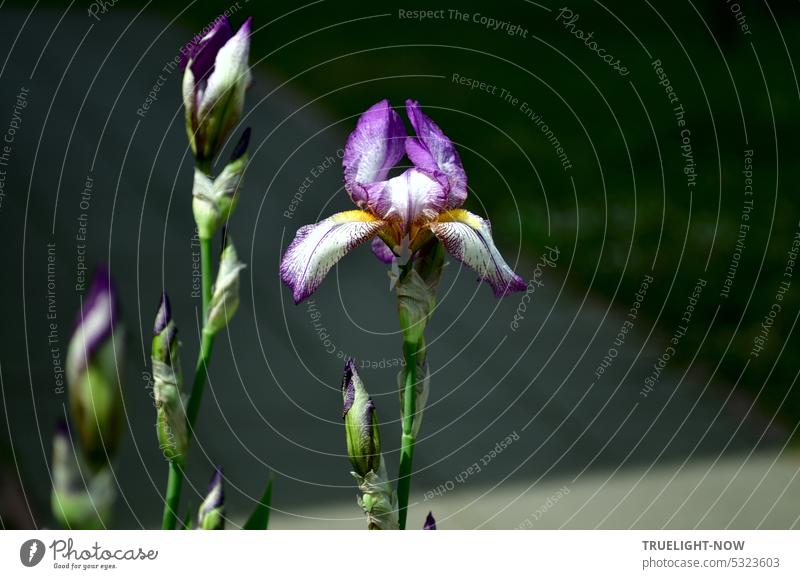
[343,100,407,205]
[280,210,386,303]
[405,99,468,209]
[363,168,445,231]
[430,209,526,297]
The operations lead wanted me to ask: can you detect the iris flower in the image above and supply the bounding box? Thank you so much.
[280,99,526,303]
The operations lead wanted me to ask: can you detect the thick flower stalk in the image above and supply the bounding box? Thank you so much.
[182,17,252,167]
[51,421,115,530]
[197,467,225,530]
[65,266,124,472]
[281,99,525,529]
[342,360,397,530]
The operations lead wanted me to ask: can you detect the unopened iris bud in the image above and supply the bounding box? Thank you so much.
[423,511,437,530]
[197,467,225,530]
[397,239,445,344]
[342,360,381,477]
[205,239,246,335]
[151,293,187,464]
[51,422,115,530]
[192,128,251,238]
[65,266,124,471]
[182,17,252,164]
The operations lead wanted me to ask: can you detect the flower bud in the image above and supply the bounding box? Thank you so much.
[51,422,115,530]
[151,293,187,464]
[206,239,246,335]
[423,511,437,530]
[197,467,225,530]
[342,360,381,477]
[65,266,124,471]
[182,17,252,164]
[192,128,250,238]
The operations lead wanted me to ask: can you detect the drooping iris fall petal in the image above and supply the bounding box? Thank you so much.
[280,210,387,304]
[429,209,527,297]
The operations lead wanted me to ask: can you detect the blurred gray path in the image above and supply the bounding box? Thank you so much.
[0,9,795,529]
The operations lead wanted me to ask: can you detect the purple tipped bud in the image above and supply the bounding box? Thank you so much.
[198,466,225,530]
[342,360,381,477]
[65,265,124,471]
[182,17,252,163]
[423,511,437,530]
[151,292,186,463]
[153,293,171,335]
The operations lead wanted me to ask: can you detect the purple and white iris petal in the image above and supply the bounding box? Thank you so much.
[185,18,233,80]
[405,99,468,209]
[370,237,396,264]
[430,210,527,297]
[198,17,252,121]
[280,210,387,304]
[342,99,407,206]
[364,168,445,231]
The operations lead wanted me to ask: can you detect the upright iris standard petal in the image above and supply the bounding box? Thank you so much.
[280,210,387,304]
[65,266,124,471]
[405,99,468,210]
[343,99,407,206]
[423,511,437,530]
[429,209,527,297]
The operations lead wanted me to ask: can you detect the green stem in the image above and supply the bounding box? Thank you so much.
[397,340,418,530]
[161,461,184,529]
[186,327,215,431]
[160,235,216,529]
[199,235,213,321]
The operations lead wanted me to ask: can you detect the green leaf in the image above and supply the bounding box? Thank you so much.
[243,475,273,530]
